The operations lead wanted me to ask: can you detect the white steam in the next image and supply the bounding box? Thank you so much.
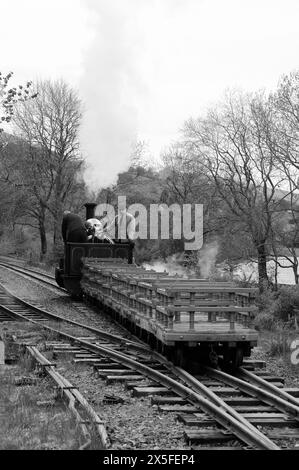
[143,253,195,279]
[197,241,219,278]
[80,0,147,189]
[143,242,219,279]
[79,0,192,190]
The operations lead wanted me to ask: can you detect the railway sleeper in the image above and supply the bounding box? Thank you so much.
[132,386,176,397]
[158,404,277,414]
[280,388,299,397]
[93,362,135,370]
[186,427,299,444]
[151,396,189,405]
[185,429,240,445]
[191,446,244,450]
[106,375,144,383]
[96,368,134,376]
[179,413,298,428]
[243,360,266,368]
[224,397,267,406]
[125,381,157,389]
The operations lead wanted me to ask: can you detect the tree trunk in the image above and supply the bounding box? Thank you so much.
[273,256,278,291]
[53,202,63,247]
[293,265,299,285]
[256,243,269,292]
[39,220,47,261]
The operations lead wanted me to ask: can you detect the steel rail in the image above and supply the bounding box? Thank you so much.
[238,367,299,407]
[0,264,149,349]
[0,262,64,291]
[0,283,148,352]
[163,365,281,446]
[204,366,299,421]
[0,258,55,280]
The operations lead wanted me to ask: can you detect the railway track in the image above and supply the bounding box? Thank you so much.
[1,261,299,449]
[0,259,65,293]
[0,259,147,344]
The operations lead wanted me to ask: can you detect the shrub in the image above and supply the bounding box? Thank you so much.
[254,311,278,331]
[272,285,299,322]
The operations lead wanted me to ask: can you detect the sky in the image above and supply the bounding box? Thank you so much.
[2,0,299,188]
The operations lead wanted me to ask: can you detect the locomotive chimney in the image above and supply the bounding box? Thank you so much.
[84,203,97,220]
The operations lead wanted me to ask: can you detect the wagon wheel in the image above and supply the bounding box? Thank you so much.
[174,345,187,368]
[231,347,244,369]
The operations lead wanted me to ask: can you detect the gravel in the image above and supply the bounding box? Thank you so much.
[59,362,188,450]
[250,346,299,388]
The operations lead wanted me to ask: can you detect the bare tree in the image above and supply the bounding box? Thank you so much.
[0,71,34,133]
[271,71,299,171]
[0,137,55,259]
[14,79,84,251]
[161,142,221,240]
[184,90,293,290]
[270,182,299,285]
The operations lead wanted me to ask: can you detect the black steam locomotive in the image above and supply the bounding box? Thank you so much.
[55,203,134,297]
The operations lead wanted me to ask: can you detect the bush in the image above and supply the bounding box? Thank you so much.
[255,284,278,311]
[272,285,299,322]
[254,311,278,331]
[268,337,287,356]
[254,284,299,331]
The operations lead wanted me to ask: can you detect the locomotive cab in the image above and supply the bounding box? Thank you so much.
[55,203,134,296]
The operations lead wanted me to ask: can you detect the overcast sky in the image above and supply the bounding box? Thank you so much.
[2,0,299,188]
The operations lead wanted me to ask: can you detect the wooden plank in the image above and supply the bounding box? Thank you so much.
[94,362,128,369]
[191,446,242,450]
[197,381,225,387]
[96,369,133,376]
[178,414,215,427]
[262,376,285,383]
[151,397,189,405]
[186,428,299,444]
[224,397,262,406]
[208,387,242,396]
[243,361,265,368]
[233,406,275,413]
[185,430,236,444]
[132,387,174,397]
[73,358,104,364]
[281,388,299,397]
[106,375,144,383]
[157,305,256,313]
[266,429,299,438]
[125,381,156,389]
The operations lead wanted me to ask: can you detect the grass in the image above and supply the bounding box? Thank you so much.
[258,329,298,356]
[0,362,83,450]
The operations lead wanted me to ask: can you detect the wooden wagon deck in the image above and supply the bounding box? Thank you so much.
[81,259,258,348]
[151,315,258,344]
